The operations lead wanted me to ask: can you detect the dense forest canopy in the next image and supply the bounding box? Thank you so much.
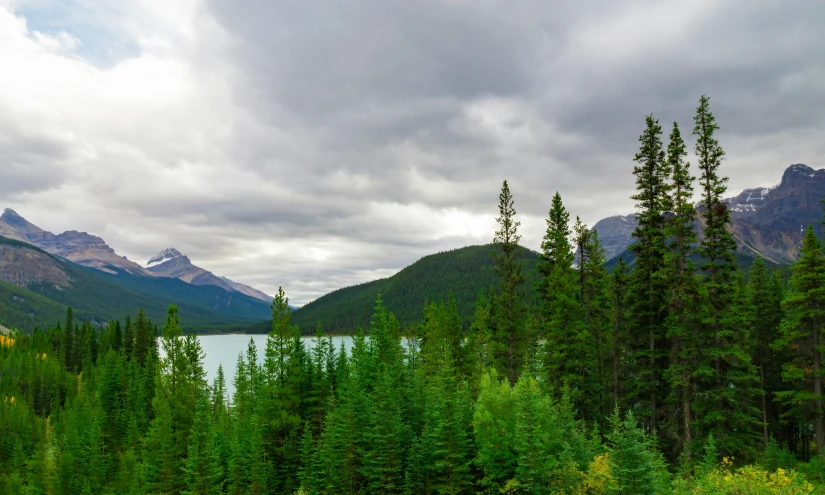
[1,95,823,494]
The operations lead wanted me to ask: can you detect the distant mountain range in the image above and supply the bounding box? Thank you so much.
[0,235,271,332]
[0,209,271,302]
[593,163,824,263]
[2,163,818,335]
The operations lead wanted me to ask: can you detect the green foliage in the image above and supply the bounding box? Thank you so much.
[605,410,670,495]
[2,95,824,495]
[626,114,671,433]
[775,226,825,458]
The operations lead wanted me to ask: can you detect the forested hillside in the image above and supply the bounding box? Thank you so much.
[249,244,541,335]
[1,95,823,494]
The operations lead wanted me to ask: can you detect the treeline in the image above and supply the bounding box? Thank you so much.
[466,95,825,465]
[0,94,823,494]
[260,245,541,335]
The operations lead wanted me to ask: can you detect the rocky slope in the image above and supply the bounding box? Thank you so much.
[0,209,145,274]
[0,241,71,288]
[591,163,824,264]
[218,276,272,302]
[591,214,637,260]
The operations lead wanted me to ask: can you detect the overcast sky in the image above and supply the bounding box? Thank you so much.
[1,0,823,305]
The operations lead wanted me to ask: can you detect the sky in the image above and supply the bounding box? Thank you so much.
[1,0,823,305]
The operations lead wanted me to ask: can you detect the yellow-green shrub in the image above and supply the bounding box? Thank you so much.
[674,461,816,494]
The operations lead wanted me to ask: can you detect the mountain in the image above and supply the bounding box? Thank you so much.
[242,244,541,335]
[0,209,271,301]
[592,163,824,264]
[0,235,271,333]
[591,214,637,260]
[219,276,272,302]
[145,248,271,302]
[0,208,145,274]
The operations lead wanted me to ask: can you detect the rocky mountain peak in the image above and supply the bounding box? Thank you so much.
[781,163,823,185]
[0,208,43,234]
[147,247,185,267]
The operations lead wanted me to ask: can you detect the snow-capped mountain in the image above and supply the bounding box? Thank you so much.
[147,247,185,267]
[145,248,271,302]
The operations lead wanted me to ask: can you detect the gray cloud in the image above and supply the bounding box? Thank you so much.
[1,0,823,305]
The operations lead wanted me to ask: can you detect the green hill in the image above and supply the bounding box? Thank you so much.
[243,244,541,335]
[0,235,270,332]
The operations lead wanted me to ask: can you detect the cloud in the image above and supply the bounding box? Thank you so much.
[1,0,823,305]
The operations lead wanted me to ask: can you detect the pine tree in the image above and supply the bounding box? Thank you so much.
[536,193,583,400]
[611,258,630,410]
[123,315,134,359]
[693,94,761,459]
[473,371,518,493]
[749,256,784,448]
[776,226,825,458]
[62,307,75,372]
[605,410,670,495]
[422,370,473,495]
[627,114,670,433]
[490,180,528,386]
[537,192,574,322]
[183,392,225,495]
[576,220,613,421]
[132,308,153,367]
[262,286,303,492]
[144,304,206,494]
[662,121,702,457]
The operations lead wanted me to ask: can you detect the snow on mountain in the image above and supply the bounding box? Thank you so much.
[147,247,184,268]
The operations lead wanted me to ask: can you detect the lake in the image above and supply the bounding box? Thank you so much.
[196,334,355,396]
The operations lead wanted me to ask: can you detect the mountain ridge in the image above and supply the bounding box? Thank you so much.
[592,163,824,263]
[0,209,271,302]
[0,234,271,332]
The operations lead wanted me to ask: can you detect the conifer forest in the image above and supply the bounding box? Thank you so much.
[1,96,824,494]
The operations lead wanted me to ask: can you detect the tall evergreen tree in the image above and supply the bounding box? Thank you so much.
[749,256,784,448]
[490,180,528,385]
[62,307,75,372]
[693,94,760,459]
[132,308,153,367]
[611,258,630,410]
[627,114,670,433]
[536,193,582,398]
[576,221,613,420]
[536,192,574,322]
[662,121,702,457]
[776,226,825,458]
[183,392,225,495]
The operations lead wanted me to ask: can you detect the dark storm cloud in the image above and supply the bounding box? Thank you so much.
[202,0,824,230]
[0,110,72,195]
